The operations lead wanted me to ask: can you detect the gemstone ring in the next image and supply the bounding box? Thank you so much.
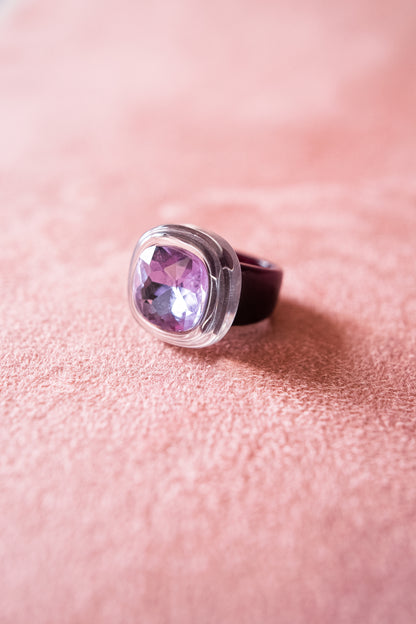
[128,224,283,348]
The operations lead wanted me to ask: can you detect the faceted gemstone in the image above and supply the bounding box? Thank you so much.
[133,245,209,332]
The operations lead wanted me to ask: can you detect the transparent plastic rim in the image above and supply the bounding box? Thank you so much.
[128,224,242,348]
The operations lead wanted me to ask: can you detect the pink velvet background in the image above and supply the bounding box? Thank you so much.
[1,0,416,622]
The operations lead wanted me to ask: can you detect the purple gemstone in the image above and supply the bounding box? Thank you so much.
[133,245,209,332]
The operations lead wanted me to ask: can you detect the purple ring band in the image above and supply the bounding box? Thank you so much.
[128,224,283,348]
[234,252,283,326]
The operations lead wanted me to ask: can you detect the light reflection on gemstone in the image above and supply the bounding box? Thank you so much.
[133,245,209,332]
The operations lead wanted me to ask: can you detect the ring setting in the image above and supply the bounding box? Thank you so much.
[128,224,282,348]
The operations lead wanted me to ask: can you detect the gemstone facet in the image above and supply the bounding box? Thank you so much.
[133,245,209,333]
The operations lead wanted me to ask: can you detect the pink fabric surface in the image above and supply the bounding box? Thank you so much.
[1,1,416,622]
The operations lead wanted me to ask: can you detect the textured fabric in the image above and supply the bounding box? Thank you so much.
[1,1,416,622]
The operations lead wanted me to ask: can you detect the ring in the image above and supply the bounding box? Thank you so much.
[128,224,283,348]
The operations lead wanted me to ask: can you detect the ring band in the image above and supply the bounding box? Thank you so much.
[128,224,283,348]
[234,252,283,326]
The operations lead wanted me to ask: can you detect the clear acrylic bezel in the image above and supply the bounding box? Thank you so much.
[128,224,242,348]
